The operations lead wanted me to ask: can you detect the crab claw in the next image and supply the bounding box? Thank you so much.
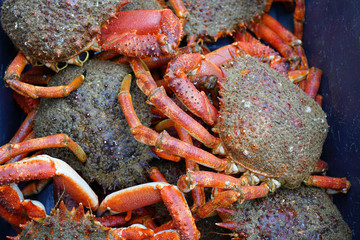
[100,9,182,57]
[0,155,98,210]
[0,184,46,230]
[98,182,200,240]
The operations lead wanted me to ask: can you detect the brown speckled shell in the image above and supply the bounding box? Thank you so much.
[15,203,115,240]
[219,186,352,239]
[34,60,152,191]
[217,55,328,188]
[178,0,267,41]
[1,0,125,63]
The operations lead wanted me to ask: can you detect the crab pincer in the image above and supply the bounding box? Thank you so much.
[98,182,200,240]
[0,155,99,211]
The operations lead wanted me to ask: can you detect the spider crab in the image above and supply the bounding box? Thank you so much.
[216,186,352,239]
[9,201,182,240]
[117,40,350,218]
[0,59,153,191]
[0,154,200,240]
[1,0,182,98]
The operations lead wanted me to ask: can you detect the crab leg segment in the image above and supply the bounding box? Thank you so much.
[0,184,46,230]
[0,133,86,164]
[0,155,98,210]
[100,9,182,57]
[3,52,28,82]
[119,74,232,172]
[98,182,200,240]
[173,124,206,211]
[164,53,220,125]
[128,60,220,148]
[6,73,85,99]
[305,175,351,194]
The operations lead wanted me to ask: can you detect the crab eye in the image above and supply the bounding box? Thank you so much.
[77,51,89,64]
[56,62,68,71]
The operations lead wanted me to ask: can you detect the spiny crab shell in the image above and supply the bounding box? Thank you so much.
[34,59,152,191]
[11,202,115,240]
[1,0,128,66]
[218,186,352,239]
[217,55,328,188]
[179,0,267,41]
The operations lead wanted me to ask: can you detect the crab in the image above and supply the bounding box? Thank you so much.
[1,0,182,98]
[10,201,182,240]
[0,59,154,191]
[116,40,350,215]
[216,186,352,239]
[0,155,199,239]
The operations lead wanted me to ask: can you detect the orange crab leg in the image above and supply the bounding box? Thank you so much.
[313,159,328,174]
[0,155,98,210]
[174,124,206,211]
[177,171,248,193]
[0,184,47,231]
[6,73,84,99]
[0,185,30,230]
[164,53,219,126]
[304,67,322,99]
[95,215,127,228]
[293,0,305,39]
[315,94,323,107]
[197,183,270,218]
[98,182,200,240]
[20,179,52,197]
[9,110,36,145]
[4,52,28,82]
[119,74,232,172]
[305,175,351,194]
[100,9,182,57]
[288,69,309,83]
[149,167,169,183]
[196,190,241,218]
[112,224,155,239]
[0,133,86,164]
[13,92,40,114]
[19,66,54,86]
[127,60,220,148]
[249,22,299,69]
[261,13,308,70]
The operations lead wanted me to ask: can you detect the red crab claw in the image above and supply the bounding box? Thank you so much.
[0,183,46,231]
[0,155,98,211]
[100,9,182,58]
[119,73,239,173]
[163,41,288,126]
[98,182,200,240]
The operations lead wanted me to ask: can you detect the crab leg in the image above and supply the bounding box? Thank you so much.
[128,59,220,149]
[261,13,308,70]
[21,179,52,197]
[9,110,36,145]
[305,175,351,194]
[6,73,85,99]
[119,74,235,172]
[249,22,299,69]
[0,184,46,231]
[100,9,182,57]
[304,67,322,99]
[3,52,28,82]
[164,53,220,125]
[98,182,200,240]
[0,155,98,210]
[174,124,206,212]
[0,133,86,164]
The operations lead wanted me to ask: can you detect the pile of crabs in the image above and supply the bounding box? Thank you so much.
[0,0,353,239]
